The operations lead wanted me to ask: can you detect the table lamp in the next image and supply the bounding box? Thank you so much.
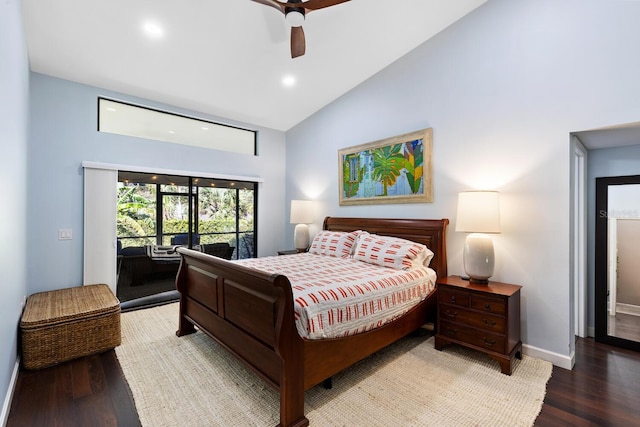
[455,191,501,284]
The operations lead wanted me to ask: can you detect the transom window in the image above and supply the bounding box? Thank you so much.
[99,98,257,155]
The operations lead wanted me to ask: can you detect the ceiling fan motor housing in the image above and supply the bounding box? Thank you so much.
[285,6,305,27]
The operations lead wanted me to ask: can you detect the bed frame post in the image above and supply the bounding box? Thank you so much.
[175,306,196,336]
[274,276,309,427]
[278,360,307,427]
[175,258,196,337]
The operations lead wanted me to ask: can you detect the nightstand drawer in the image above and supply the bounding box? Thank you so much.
[470,294,506,316]
[440,320,506,353]
[438,287,469,307]
[439,305,506,333]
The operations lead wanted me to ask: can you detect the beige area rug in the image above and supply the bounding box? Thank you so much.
[116,303,552,427]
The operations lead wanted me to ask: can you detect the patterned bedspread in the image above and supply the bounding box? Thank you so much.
[235,253,436,340]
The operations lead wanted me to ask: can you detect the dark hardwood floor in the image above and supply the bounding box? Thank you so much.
[535,338,640,426]
[7,337,640,426]
[7,351,139,427]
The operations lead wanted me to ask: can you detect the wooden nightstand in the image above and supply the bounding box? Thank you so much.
[434,275,522,375]
[277,249,299,255]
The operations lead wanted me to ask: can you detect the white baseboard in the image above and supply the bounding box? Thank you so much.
[588,326,595,338]
[523,343,574,370]
[616,302,640,317]
[1,358,20,427]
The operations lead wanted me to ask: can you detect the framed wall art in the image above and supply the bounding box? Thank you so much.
[338,128,433,206]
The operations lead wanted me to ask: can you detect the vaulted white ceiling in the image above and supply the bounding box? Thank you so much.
[22,0,487,131]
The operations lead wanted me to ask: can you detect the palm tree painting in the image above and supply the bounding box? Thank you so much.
[372,143,405,196]
[338,128,432,205]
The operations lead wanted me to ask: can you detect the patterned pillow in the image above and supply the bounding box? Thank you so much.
[308,230,361,258]
[353,233,434,270]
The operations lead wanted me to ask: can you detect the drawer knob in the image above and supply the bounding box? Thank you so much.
[450,296,457,303]
[483,337,496,346]
[445,310,458,318]
[483,318,496,328]
[446,327,458,336]
[484,303,491,311]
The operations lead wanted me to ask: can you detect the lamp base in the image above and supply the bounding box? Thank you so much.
[463,233,495,284]
[293,223,309,252]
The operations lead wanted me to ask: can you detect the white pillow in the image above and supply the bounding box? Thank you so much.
[308,230,361,258]
[353,233,434,270]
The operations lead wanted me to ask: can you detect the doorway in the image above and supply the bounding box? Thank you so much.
[595,175,640,351]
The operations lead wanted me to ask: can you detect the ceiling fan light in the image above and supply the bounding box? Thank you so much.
[285,9,305,27]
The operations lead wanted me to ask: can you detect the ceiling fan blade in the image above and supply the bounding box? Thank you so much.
[301,0,350,11]
[291,26,306,58]
[250,0,285,13]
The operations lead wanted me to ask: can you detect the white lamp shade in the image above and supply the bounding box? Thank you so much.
[290,200,313,224]
[455,191,501,234]
[456,191,501,284]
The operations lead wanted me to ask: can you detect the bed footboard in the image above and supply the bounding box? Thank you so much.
[175,248,308,427]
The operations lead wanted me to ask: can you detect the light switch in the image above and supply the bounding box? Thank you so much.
[58,229,73,240]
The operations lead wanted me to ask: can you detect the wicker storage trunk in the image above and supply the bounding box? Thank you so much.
[20,284,121,370]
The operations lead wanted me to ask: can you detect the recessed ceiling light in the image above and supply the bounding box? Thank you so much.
[201,126,209,130]
[282,75,296,88]
[143,21,164,39]
[168,130,175,134]
[106,107,117,112]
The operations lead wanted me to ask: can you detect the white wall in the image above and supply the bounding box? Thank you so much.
[0,0,29,421]
[28,73,288,295]
[285,0,640,365]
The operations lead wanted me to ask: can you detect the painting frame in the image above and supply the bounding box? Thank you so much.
[338,128,433,206]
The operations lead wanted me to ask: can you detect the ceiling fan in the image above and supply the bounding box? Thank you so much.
[251,0,351,58]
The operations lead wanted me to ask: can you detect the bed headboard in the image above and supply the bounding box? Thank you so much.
[323,217,449,279]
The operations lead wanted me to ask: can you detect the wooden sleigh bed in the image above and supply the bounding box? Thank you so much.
[175,217,449,427]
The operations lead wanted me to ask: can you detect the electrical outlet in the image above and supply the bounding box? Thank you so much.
[58,229,73,240]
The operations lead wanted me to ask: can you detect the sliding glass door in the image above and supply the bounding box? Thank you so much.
[116,171,257,303]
